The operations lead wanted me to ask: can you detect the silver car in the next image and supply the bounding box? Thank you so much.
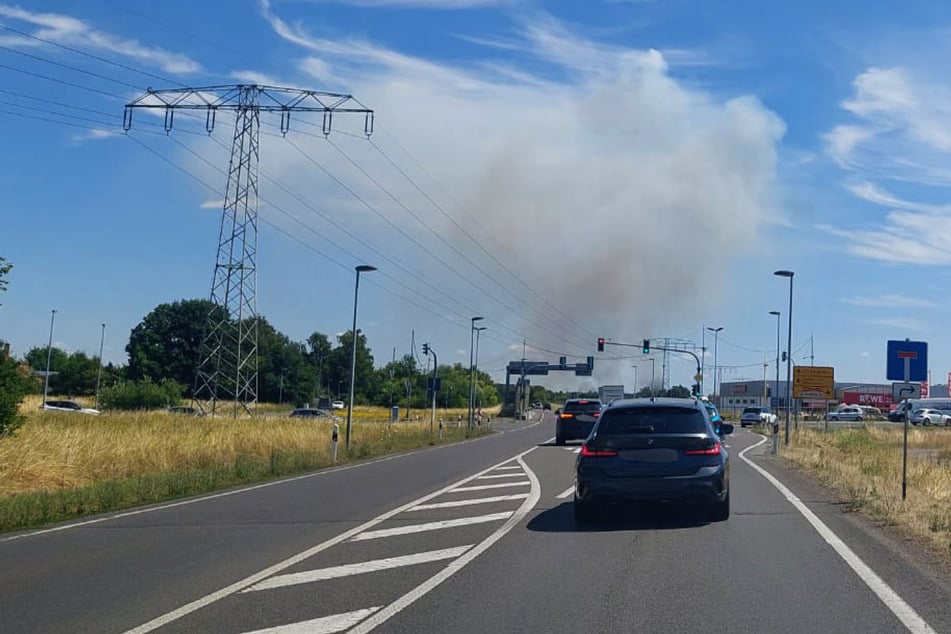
[827,406,864,422]
[909,408,951,426]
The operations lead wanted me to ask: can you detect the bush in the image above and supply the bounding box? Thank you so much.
[99,378,183,411]
[0,357,29,435]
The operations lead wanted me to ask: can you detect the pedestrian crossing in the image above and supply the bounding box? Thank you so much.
[135,457,539,634]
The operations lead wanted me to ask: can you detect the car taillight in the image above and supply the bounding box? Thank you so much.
[592,412,600,418]
[684,442,721,456]
[580,443,617,457]
[560,413,574,419]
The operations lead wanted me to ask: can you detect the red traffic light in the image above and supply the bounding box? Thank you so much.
[597,337,605,352]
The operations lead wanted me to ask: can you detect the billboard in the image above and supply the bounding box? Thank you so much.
[793,366,835,399]
[841,391,893,408]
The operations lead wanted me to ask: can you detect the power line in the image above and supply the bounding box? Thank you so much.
[0,43,143,90]
[0,62,124,99]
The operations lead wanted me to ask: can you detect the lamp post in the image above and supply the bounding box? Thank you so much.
[769,311,781,412]
[648,358,655,396]
[774,270,794,445]
[706,326,723,402]
[43,309,56,408]
[346,264,376,451]
[95,322,105,410]
[631,365,638,397]
[468,316,483,429]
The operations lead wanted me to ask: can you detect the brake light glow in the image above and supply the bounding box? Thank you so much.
[578,400,589,404]
[580,443,617,457]
[592,412,600,418]
[560,413,574,419]
[684,442,721,456]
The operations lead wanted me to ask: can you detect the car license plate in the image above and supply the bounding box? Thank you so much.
[618,448,677,463]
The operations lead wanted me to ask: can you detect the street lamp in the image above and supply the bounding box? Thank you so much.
[769,311,781,412]
[43,309,57,408]
[95,322,105,410]
[468,316,483,430]
[631,364,637,397]
[706,326,724,402]
[648,358,656,396]
[774,270,794,445]
[346,264,376,451]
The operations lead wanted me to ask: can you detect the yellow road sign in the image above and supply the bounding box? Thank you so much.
[793,365,834,399]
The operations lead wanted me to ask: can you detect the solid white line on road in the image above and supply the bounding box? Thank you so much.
[739,436,937,634]
[409,494,529,511]
[241,607,381,634]
[349,454,542,634]
[493,466,522,470]
[122,446,543,633]
[451,481,530,492]
[477,473,526,480]
[556,485,575,499]
[350,512,514,541]
[244,546,472,592]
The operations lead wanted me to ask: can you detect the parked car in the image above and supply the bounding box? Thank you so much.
[41,400,100,415]
[740,406,776,428]
[331,400,345,410]
[826,406,864,422]
[909,408,951,426]
[555,398,603,445]
[290,408,341,422]
[573,397,732,522]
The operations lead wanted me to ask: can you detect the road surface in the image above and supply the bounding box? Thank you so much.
[2,411,950,633]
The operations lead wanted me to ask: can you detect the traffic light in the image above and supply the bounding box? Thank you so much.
[597,337,605,352]
[422,342,429,355]
[692,382,701,397]
[642,339,650,354]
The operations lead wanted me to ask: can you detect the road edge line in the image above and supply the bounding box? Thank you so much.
[739,434,936,634]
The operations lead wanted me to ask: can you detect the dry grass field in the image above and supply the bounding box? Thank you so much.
[0,396,495,531]
[782,425,951,557]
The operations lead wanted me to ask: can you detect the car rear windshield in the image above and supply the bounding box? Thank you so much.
[742,407,762,414]
[596,407,707,435]
[564,401,602,413]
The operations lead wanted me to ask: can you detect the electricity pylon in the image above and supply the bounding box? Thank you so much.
[124,85,373,416]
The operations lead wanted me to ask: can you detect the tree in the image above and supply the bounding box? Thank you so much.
[254,317,316,405]
[126,299,229,394]
[326,330,376,405]
[24,347,103,396]
[0,256,11,305]
[0,356,29,435]
[306,332,333,397]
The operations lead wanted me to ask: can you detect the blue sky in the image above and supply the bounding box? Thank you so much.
[2,0,951,393]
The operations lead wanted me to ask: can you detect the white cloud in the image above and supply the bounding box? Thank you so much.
[178,4,786,363]
[862,317,929,332]
[840,294,936,308]
[0,4,200,74]
[457,349,467,355]
[71,128,120,142]
[859,351,870,357]
[299,0,514,6]
[823,65,951,265]
[199,199,224,209]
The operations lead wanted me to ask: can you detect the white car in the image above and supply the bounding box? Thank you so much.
[331,400,345,410]
[42,400,100,415]
[740,406,777,428]
[827,406,864,422]
[910,408,951,426]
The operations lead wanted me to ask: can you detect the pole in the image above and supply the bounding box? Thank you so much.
[279,369,284,405]
[771,311,780,412]
[43,309,56,408]
[346,265,376,451]
[714,330,720,400]
[785,277,794,445]
[468,317,483,429]
[701,326,706,395]
[902,356,911,500]
[649,358,655,396]
[632,365,637,396]
[429,349,438,434]
[95,322,105,410]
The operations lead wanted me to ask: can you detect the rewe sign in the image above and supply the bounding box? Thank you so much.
[841,392,893,408]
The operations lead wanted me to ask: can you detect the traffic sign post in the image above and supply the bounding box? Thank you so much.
[891,382,921,401]
[887,339,928,501]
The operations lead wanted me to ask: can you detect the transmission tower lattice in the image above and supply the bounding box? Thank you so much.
[124,84,374,416]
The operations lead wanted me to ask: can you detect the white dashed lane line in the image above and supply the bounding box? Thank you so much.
[477,473,529,480]
[243,607,382,634]
[556,485,575,499]
[349,512,515,541]
[243,546,473,592]
[408,493,530,511]
[451,481,530,492]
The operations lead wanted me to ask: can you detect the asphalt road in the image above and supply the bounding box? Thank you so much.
[2,411,950,633]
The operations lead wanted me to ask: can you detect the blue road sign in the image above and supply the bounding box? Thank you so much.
[886,340,928,382]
